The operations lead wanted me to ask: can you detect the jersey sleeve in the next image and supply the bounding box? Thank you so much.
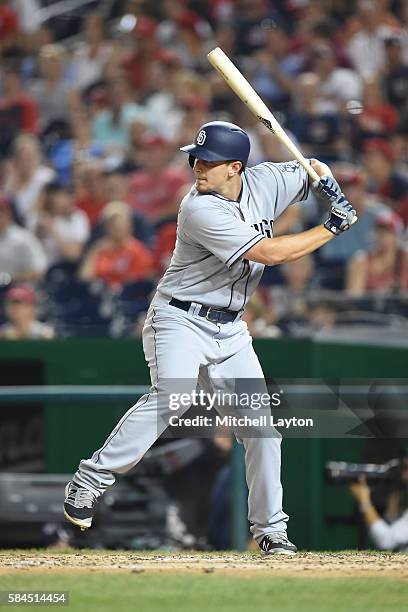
[261,161,309,218]
[183,204,264,268]
[369,511,408,550]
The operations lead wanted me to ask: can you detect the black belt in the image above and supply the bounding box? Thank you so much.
[169,298,240,324]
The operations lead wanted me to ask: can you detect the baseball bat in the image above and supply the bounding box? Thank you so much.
[207,47,321,183]
[207,47,357,223]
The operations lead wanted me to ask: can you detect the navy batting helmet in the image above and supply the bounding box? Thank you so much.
[180,121,250,169]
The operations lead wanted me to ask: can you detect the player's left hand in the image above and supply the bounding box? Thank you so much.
[324,199,357,236]
[313,175,358,235]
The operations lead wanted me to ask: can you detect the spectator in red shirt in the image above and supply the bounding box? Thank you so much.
[0,0,19,51]
[73,159,106,228]
[152,183,190,275]
[121,16,162,96]
[1,62,38,131]
[79,200,154,290]
[346,210,408,297]
[129,134,191,221]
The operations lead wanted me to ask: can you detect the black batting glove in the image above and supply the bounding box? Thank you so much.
[324,201,357,235]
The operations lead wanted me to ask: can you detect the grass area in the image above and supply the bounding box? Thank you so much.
[1,573,406,612]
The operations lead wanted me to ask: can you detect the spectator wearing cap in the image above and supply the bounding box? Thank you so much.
[69,13,113,92]
[363,139,408,212]
[346,210,408,297]
[34,183,90,267]
[128,134,190,221]
[0,194,47,284]
[78,200,154,290]
[29,44,79,134]
[0,284,54,340]
[4,133,55,227]
[91,75,149,157]
[0,61,39,158]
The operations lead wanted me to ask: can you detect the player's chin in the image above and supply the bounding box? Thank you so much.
[195,180,210,192]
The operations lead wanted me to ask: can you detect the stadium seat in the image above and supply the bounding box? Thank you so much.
[45,278,113,337]
[109,280,155,336]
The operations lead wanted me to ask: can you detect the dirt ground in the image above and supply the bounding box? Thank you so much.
[0,551,407,577]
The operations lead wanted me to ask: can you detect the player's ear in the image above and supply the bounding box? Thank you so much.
[228,161,242,176]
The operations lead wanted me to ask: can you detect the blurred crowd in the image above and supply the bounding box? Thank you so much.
[0,0,408,339]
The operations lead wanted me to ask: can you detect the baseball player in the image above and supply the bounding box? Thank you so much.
[64,121,356,554]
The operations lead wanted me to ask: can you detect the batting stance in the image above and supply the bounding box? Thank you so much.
[64,121,356,554]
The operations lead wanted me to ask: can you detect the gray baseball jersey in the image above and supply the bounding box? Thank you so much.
[72,159,310,544]
[156,161,309,310]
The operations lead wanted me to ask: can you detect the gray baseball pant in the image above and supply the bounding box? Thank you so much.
[73,297,289,542]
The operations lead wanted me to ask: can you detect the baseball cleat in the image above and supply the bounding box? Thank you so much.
[63,481,97,530]
[259,533,297,555]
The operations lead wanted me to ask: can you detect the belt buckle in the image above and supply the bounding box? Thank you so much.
[205,307,219,322]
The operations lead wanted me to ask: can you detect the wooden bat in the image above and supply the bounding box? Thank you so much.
[207,47,357,223]
[207,47,320,181]
[207,47,321,182]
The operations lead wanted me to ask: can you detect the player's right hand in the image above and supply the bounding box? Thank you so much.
[312,175,345,206]
[324,200,357,236]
